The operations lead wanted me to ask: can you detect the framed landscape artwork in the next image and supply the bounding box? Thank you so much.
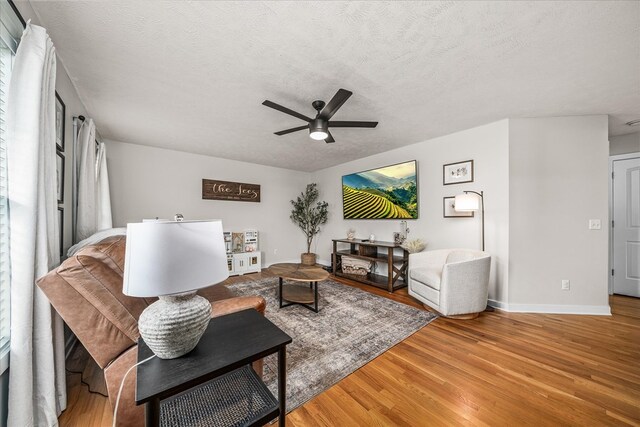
[443,196,474,218]
[342,160,418,219]
[443,159,473,185]
[55,92,65,151]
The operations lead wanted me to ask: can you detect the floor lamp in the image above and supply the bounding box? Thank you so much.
[454,190,485,251]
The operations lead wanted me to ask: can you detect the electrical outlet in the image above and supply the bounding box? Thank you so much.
[273,248,278,255]
[561,279,570,291]
[588,219,601,230]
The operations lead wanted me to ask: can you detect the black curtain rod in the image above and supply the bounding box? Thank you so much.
[7,0,27,28]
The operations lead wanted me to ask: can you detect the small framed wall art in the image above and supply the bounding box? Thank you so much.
[56,151,65,203]
[443,159,473,185]
[55,92,65,152]
[443,196,474,218]
[58,207,64,257]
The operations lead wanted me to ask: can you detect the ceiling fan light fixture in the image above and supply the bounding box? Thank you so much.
[263,89,378,144]
[309,119,328,140]
[310,131,328,140]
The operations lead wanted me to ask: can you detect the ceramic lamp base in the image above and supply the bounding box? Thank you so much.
[138,291,212,359]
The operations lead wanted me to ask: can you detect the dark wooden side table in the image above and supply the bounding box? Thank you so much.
[135,309,292,427]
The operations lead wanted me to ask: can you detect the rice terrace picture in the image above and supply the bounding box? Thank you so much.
[342,160,418,219]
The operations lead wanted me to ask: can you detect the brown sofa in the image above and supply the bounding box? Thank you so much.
[36,235,266,426]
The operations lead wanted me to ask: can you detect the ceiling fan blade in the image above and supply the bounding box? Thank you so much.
[274,125,308,136]
[262,100,312,122]
[325,131,335,143]
[319,89,352,120]
[328,121,378,128]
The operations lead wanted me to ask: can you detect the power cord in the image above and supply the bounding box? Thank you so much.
[113,354,156,427]
[65,367,108,397]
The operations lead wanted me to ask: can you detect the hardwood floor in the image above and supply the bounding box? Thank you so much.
[59,272,640,426]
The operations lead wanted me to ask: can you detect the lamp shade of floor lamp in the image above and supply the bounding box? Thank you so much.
[454,191,485,251]
[123,220,229,359]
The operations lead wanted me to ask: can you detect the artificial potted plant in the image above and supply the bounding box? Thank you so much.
[290,183,329,265]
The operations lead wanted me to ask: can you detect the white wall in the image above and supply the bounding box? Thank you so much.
[106,141,308,266]
[311,120,510,302]
[105,115,611,315]
[610,132,640,156]
[509,115,610,314]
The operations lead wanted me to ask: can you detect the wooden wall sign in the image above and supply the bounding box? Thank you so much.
[202,179,261,202]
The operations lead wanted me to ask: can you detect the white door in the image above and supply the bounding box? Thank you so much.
[613,157,640,297]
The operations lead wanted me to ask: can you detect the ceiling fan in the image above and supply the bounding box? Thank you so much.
[262,89,378,143]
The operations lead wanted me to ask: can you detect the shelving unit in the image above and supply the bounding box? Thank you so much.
[332,238,409,292]
[224,230,262,276]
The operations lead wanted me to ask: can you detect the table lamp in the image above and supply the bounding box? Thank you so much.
[454,190,485,251]
[123,220,229,359]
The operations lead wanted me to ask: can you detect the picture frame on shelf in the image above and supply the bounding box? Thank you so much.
[56,151,65,204]
[58,207,64,257]
[443,159,473,185]
[443,196,474,218]
[55,92,65,152]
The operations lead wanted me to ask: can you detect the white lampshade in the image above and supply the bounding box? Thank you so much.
[123,220,229,297]
[454,193,479,211]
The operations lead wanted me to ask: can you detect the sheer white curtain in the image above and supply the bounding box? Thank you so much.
[75,122,112,242]
[6,23,66,426]
[75,118,96,242]
[96,142,112,231]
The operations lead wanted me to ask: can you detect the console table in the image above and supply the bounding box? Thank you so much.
[136,309,292,427]
[332,238,409,292]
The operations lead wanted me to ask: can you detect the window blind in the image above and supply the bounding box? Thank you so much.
[0,40,12,355]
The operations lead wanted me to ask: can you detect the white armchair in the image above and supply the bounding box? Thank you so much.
[408,249,491,319]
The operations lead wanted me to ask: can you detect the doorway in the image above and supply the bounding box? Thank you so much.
[610,153,640,297]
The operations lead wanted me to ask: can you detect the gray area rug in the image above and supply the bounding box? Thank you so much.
[226,277,437,413]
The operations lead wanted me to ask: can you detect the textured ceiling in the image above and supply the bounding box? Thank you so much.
[25,1,640,171]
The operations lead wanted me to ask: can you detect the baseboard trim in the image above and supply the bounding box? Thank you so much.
[265,259,331,268]
[264,259,304,268]
[487,299,509,311]
[488,299,611,316]
[315,259,331,268]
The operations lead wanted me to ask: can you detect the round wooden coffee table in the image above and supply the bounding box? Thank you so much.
[268,263,329,313]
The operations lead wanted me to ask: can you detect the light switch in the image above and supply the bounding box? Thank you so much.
[588,219,601,230]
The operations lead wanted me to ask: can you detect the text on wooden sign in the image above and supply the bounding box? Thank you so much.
[202,179,261,202]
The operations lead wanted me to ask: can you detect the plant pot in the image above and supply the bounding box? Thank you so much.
[301,253,316,266]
